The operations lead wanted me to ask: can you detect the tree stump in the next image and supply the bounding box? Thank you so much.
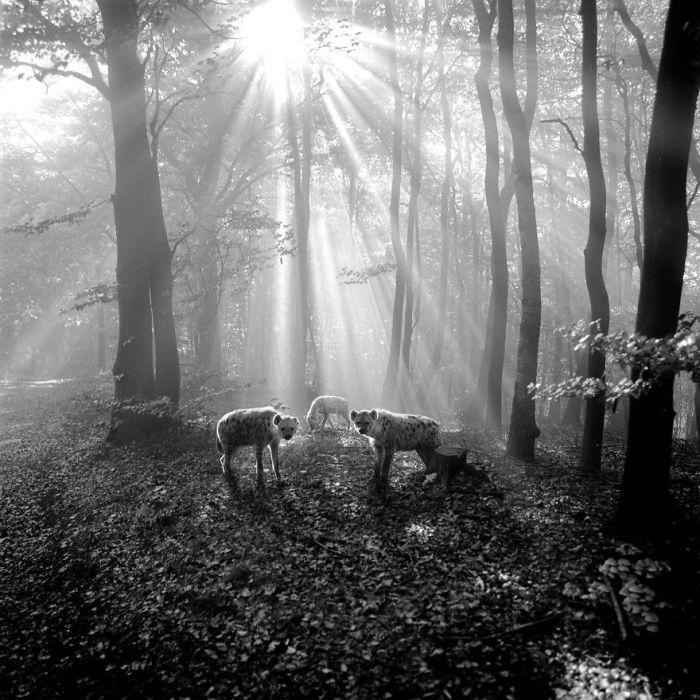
[425,445,468,489]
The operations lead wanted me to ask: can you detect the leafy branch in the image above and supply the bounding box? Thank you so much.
[338,261,396,285]
[2,199,109,236]
[530,314,700,402]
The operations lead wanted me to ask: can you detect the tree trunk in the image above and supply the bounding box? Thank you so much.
[100,0,156,406]
[96,302,107,371]
[472,0,507,433]
[149,164,180,404]
[579,0,609,472]
[401,0,429,399]
[98,0,180,440]
[614,0,700,187]
[381,0,407,408]
[615,68,643,269]
[499,0,542,461]
[616,0,700,536]
[431,0,454,376]
[191,88,231,381]
[694,380,700,452]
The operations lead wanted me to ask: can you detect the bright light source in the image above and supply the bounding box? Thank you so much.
[239,0,306,97]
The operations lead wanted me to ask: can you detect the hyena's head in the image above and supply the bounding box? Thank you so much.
[274,413,300,440]
[305,412,318,430]
[350,409,378,436]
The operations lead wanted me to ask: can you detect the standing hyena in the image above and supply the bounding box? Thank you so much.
[350,408,441,484]
[305,395,352,432]
[216,407,299,484]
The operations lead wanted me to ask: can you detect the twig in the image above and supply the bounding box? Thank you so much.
[304,535,346,558]
[477,611,562,642]
[444,611,562,643]
[603,573,629,643]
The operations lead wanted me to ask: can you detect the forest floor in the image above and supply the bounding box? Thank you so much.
[1,377,700,699]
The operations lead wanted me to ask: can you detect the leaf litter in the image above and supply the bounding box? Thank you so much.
[0,379,699,698]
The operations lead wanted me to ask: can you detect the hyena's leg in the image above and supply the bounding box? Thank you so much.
[372,443,385,480]
[415,446,434,467]
[342,412,352,429]
[269,440,281,481]
[221,445,237,476]
[380,448,395,482]
[326,413,336,430]
[255,443,266,485]
[319,414,328,433]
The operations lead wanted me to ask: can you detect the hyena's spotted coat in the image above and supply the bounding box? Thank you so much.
[350,408,440,484]
[216,407,299,484]
[305,395,352,432]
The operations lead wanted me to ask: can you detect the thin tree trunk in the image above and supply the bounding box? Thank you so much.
[96,302,107,371]
[499,0,542,461]
[401,0,429,397]
[615,69,643,269]
[431,0,454,375]
[579,0,609,472]
[616,0,700,536]
[381,0,407,408]
[472,0,507,432]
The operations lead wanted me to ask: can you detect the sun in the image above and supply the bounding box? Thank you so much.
[238,0,306,98]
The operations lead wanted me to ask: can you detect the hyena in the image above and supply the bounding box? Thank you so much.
[305,395,352,432]
[350,408,441,484]
[216,407,299,484]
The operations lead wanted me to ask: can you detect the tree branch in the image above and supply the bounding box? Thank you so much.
[541,117,583,155]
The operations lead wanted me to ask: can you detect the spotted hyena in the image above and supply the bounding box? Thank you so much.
[216,407,299,484]
[306,395,352,432]
[350,408,440,484]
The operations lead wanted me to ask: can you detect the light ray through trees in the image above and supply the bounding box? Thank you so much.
[210,0,490,415]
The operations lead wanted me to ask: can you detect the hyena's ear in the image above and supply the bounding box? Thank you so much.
[370,409,378,420]
[350,410,358,421]
[293,417,300,426]
[273,413,283,426]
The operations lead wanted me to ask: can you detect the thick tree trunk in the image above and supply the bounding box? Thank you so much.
[98,0,180,440]
[100,0,155,405]
[579,0,609,472]
[615,0,700,188]
[616,0,700,536]
[694,380,700,452]
[499,0,542,461]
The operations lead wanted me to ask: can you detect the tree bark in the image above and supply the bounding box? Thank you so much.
[472,0,507,433]
[616,0,700,536]
[614,0,700,187]
[615,68,643,269]
[579,0,609,472]
[381,0,407,408]
[98,0,181,440]
[431,0,455,377]
[99,0,156,406]
[499,0,542,461]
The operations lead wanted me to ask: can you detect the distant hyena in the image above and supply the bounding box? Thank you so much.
[350,408,441,484]
[216,407,299,484]
[306,395,352,432]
